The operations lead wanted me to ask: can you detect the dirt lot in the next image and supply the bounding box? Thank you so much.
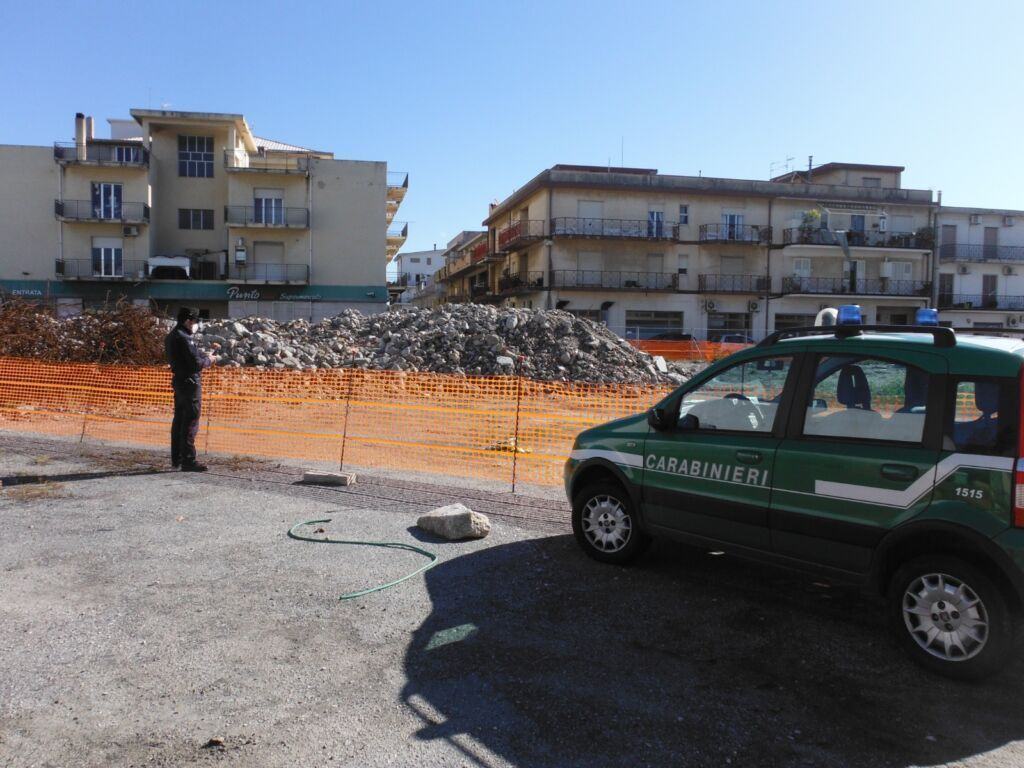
[1,434,1023,767]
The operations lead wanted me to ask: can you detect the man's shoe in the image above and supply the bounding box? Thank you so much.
[172,460,180,469]
[181,463,208,473]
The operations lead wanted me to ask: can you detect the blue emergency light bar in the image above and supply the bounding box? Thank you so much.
[915,308,939,326]
[836,305,863,325]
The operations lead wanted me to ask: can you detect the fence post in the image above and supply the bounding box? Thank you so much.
[338,369,357,471]
[510,357,525,494]
[203,386,213,456]
[78,412,89,445]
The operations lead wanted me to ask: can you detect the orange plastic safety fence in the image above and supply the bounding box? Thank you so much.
[0,357,671,487]
[629,339,749,362]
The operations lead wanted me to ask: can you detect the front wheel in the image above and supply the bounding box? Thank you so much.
[572,482,650,565]
[888,555,1016,681]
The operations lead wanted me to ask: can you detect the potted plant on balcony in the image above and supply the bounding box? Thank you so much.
[914,226,935,249]
[798,210,821,243]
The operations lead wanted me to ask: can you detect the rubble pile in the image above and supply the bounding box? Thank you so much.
[195,305,702,384]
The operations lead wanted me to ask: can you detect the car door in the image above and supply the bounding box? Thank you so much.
[643,353,797,550]
[769,346,946,574]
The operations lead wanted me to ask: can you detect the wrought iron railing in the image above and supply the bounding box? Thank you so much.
[698,274,770,292]
[53,142,149,165]
[227,263,310,283]
[781,276,930,296]
[937,293,1024,310]
[548,270,677,291]
[938,243,1024,263]
[55,259,149,280]
[223,150,309,173]
[698,224,770,243]
[550,217,678,240]
[54,199,150,223]
[782,228,931,250]
[225,206,310,227]
[498,271,545,292]
[497,220,546,250]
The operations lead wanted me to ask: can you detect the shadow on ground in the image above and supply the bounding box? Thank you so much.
[403,535,1024,768]
[0,468,167,487]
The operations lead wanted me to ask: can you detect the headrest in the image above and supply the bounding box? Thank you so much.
[904,367,929,410]
[837,364,871,409]
[975,381,1000,416]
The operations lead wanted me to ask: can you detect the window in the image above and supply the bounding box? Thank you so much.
[566,309,601,322]
[647,210,664,237]
[679,356,792,433]
[707,312,752,342]
[862,177,882,188]
[115,145,141,163]
[948,378,1017,455]
[773,313,816,331]
[91,238,123,277]
[678,205,689,225]
[426,257,432,265]
[178,208,214,230]
[409,257,421,263]
[254,189,283,225]
[803,355,929,443]
[91,182,122,219]
[792,257,811,279]
[850,214,865,232]
[178,135,214,177]
[625,309,683,339]
[677,254,689,275]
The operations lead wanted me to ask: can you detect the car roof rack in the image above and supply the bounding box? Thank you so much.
[757,324,957,349]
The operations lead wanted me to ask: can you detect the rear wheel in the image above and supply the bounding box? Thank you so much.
[888,555,1015,681]
[572,482,650,565]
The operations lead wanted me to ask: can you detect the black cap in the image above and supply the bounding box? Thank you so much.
[176,307,198,324]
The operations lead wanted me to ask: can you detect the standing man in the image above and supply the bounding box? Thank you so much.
[165,307,213,472]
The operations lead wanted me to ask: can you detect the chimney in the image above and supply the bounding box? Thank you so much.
[85,116,94,139]
[74,113,86,161]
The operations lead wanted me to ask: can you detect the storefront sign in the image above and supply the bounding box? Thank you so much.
[226,286,261,300]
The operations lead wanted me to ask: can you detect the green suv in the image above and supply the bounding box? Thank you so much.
[565,322,1024,680]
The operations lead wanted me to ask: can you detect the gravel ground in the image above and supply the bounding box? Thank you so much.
[1,435,1023,767]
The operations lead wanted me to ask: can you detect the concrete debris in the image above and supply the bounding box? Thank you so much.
[417,503,491,540]
[193,305,702,385]
[302,470,356,486]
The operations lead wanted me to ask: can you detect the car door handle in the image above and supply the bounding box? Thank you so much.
[735,450,762,465]
[881,464,919,482]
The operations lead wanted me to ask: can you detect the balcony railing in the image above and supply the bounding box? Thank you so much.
[497,220,546,250]
[698,274,769,293]
[698,224,770,243]
[938,243,1024,263]
[227,263,310,283]
[498,271,545,293]
[387,171,409,189]
[53,142,149,166]
[782,228,931,250]
[550,217,678,241]
[470,284,490,298]
[388,222,409,239]
[470,241,490,261]
[549,270,678,291]
[55,259,149,280]
[938,294,1024,311]
[55,199,150,223]
[223,150,309,174]
[225,206,309,228]
[782,276,930,296]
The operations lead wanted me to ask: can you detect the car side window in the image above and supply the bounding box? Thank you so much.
[948,378,1017,456]
[803,355,929,443]
[678,356,792,433]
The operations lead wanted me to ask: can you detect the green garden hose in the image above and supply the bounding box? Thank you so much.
[287,518,439,600]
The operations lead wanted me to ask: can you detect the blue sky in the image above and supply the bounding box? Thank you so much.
[2,0,1021,266]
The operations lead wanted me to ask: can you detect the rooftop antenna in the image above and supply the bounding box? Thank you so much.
[769,156,795,178]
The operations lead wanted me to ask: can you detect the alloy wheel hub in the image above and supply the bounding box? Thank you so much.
[902,572,988,662]
[582,495,632,553]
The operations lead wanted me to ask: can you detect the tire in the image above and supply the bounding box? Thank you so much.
[888,554,1016,681]
[572,481,650,565]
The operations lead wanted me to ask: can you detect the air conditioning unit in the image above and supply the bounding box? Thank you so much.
[879,262,895,279]
[970,214,982,225]
[1009,316,1019,327]
[703,299,717,312]
[958,265,970,275]
[1004,216,1015,227]
[1004,266,1015,276]
[122,225,139,237]
[747,300,760,312]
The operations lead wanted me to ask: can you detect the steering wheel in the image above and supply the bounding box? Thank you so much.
[722,392,764,429]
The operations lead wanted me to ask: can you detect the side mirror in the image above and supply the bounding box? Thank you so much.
[647,407,669,431]
[679,413,700,431]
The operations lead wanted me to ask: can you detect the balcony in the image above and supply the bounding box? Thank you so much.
[782,228,932,250]
[53,142,149,167]
[938,294,1024,311]
[224,206,310,228]
[550,217,678,241]
[698,274,769,293]
[227,263,310,283]
[698,224,770,244]
[387,172,409,204]
[387,222,409,260]
[470,240,490,262]
[55,199,150,224]
[223,150,309,174]
[470,283,491,299]
[782,276,930,297]
[549,270,678,291]
[939,243,1024,263]
[498,271,545,294]
[56,259,148,281]
[497,220,546,251]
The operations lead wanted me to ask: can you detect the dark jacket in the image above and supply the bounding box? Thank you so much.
[165,324,209,387]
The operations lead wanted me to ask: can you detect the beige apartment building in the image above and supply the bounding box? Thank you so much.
[0,110,408,320]
[438,163,937,340]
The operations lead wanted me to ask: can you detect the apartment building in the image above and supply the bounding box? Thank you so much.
[0,110,408,320]
[388,246,444,302]
[935,206,1024,330]
[437,163,936,340]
